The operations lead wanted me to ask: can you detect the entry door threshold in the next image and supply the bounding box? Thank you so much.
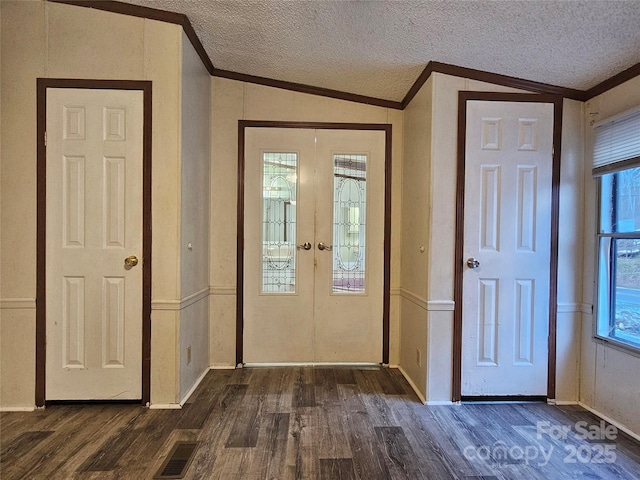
[242,362,382,368]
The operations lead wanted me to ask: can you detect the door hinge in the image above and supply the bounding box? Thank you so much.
[44,131,47,147]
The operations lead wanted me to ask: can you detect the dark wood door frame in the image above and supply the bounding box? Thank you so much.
[236,121,392,365]
[453,92,563,402]
[36,79,152,406]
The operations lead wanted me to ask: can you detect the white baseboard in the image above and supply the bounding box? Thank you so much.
[210,365,236,370]
[178,367,210,406]
[426,400,456,406]
[578,402,640,442]
[554,400,579,405]
[242,362,380,367]
[397,366,426,404]
[148,403,182,410]
[0,406,36,412]
[148,367,210,410]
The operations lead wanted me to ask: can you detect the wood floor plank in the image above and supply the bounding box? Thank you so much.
[345,410,392,480]
[374,368,406,395]
[225,372,271,448]
[41,406,146,479]
[338,381,391,479]
[285,410,318,479]
[333,367,357,385]
[387,400,463,479]
[263,412,291,479]
[2,405,133,480]
[118,409,188,479]
[293,367,317,408]
[314,404,353,459]
[314,368,340,406]
[319,458,356,480]
[354,370,396,427]
[178,368,233,430]
[2,367,640,480]
[0,431,54,474]
[185,383,252,478]
[77,407,148,472]
[375,426,424,479]
[429,405,507,478]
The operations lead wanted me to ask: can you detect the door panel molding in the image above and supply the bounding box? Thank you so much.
[36,79,152,406]
[237,121,392,365]
[453,92,563,402]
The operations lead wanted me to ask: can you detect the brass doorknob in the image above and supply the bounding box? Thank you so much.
[124,255,139,268]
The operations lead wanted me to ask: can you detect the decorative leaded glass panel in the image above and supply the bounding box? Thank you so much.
[262,153,297,293]
[333,154,367,293]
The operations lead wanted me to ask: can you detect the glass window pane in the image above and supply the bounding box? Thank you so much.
[333,154,366,293]
[600,166,640,233]
[262,153,297,293]
[611,238,640,347]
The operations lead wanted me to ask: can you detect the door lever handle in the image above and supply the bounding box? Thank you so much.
[317,242,333,251]
[297,242,312,250]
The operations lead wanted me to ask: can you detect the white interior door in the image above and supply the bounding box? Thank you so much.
[46,88,143,400]
[243,128,385,363]
[462,100,554,396]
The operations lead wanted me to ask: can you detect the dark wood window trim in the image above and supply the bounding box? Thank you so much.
[453,92,562,402]
[236,121,392,366]
[46,1,640,108]
[36,78,152,407]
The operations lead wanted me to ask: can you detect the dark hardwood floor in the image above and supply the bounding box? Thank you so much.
[2,366,640,479]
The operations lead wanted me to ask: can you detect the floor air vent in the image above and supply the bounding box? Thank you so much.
[154,441,199,479]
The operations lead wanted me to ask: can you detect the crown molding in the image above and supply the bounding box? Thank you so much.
[47,0,640,109]
[584,62,640,100]
[212,68,403,110]
[401,61,587,107]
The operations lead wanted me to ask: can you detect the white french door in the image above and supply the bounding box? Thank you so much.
[461,100,554,396]
[46,88,143,400]
[243,128,385,363]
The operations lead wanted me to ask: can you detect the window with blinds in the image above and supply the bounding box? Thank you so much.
[595,106,640,352]
[593,107,640,176]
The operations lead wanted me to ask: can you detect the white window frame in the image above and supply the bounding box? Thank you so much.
[594,106,640,354]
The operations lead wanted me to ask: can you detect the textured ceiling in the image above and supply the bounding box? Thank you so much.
[122,0,640,102]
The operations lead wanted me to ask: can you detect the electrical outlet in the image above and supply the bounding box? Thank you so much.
[416,348,421,367]
[187,345,192,365]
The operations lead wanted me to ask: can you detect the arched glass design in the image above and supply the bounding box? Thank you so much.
[262,152,297,292]
[333,154,367,293]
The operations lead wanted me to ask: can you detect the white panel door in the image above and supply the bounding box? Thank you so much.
[46,88,143,400]
[462,101,554,396]
[243,128,384,363]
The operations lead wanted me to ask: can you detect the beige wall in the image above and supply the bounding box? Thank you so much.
[399,76,433,400]
[209,78,403,367]
[0,1,187,407]
[399,73,584,403]
[178,31,211,400]
[580,75,640,436]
